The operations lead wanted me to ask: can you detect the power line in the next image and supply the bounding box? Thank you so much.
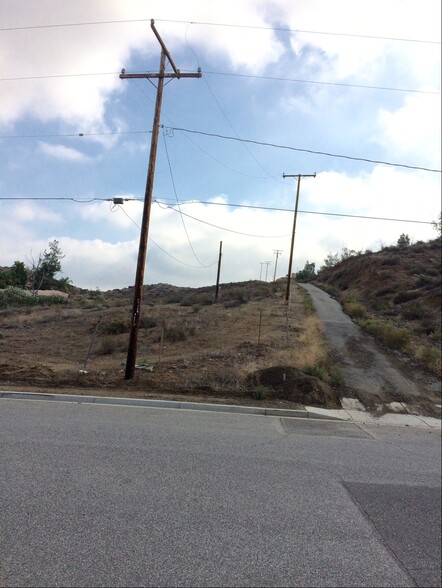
[0,130,151,139]
[204,71,440,96]
[162,130,216,267]
[159,202,290,237]
[155,199,436,225]
[162,125,442,173]
[157,18,441,45]
[1,17,439,44]
[4,123,437,173]
[115,199,215,269]
[1,69,439,95]
[0,195,435,225]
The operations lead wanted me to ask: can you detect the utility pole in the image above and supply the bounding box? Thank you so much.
[273,249,283,281]
[120,20,202,380]
[214,241,223,302]
[259,262,264,280]
[282,173,316,303]
[264,261,271,282]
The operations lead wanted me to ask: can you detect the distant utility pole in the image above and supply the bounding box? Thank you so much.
[214,241,223,302]
[259,262,265,281]
[120,20,202,380]
[282,173,316,303]
[273,249,283,281]
[264,261,271,282]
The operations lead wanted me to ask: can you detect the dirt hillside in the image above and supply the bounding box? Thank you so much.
[315,239,441,378]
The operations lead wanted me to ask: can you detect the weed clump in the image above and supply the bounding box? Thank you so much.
[98,336,116,355]
[102,318,129,335]
[358,319,411,350]
[302,365,327,381]
[417,346,441,374]
[344,302,366,319]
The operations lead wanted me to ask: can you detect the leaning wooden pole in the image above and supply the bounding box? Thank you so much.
[125,50,166,380]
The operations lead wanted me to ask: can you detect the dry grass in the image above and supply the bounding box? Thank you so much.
[0,281,331,398]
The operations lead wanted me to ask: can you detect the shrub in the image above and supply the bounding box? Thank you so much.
[382,256,400,266]
[223,288,248,304]
[415,275,433,287]
[139,316,157,329]
[344,302,366,319]
[401,301,428,320]
[418,346,441,373]
[98,336,116,355]
[0,287,67,309]
[431,329,442,342]
[393,291,419,304]
[341,290,359,304]
[164,293,184,304]
[102,319,129,335]
[359,319,411,350]
[303,365,327,381]
[330,366,345,387]
[252,385,270,400]
[375,287,395,297]
[165,326,186,342]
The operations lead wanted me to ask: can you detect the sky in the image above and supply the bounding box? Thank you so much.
[0,0,440,290]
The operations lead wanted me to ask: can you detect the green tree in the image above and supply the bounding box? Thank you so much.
[432,212,441,237]
[397,233,411,248]
[322,252,340,269]
[31,240,65,291]
[0,269,12,289]
[10,261,27,288]
[296,261,316,282]
[340,246,358,261]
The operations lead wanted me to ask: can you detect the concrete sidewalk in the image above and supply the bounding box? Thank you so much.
[1,390,440,429]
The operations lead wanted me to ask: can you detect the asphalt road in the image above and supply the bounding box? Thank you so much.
[1,399,441,587]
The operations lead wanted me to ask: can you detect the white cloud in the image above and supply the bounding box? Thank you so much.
[375,95,441,168]
[39,142,90,162]
[11,202,61,223]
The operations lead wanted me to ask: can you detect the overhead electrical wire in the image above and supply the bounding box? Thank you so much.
[162,129,217,267]
[161,125,442,173]
[157,18,441,45]
[157,201,290,238]
[0,130,151,139]
[1,17,439,44]
[0,195,435,225]
[203,71,440,96]
[1,69,438,96]
[1,125,438,173]
[128,78,269,181]
[156,199,435,225]
[116,201,214,269]
[185,24,279,182]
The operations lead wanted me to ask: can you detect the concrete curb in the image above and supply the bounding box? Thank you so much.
[0,390,332,420]
[1,391,440,428]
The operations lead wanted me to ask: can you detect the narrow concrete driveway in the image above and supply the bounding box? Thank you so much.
[299,283,438,411]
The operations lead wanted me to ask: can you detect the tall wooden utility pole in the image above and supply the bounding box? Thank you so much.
[120,20,202,380]
[263,261,271,282]
[282,173,316,303]
[273,249,283,281]
[214,241,223,302]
